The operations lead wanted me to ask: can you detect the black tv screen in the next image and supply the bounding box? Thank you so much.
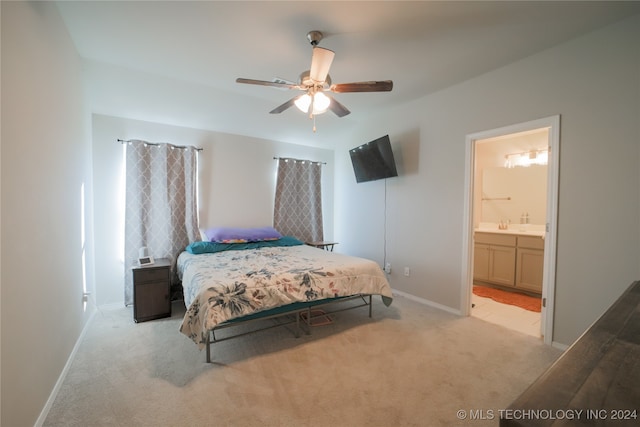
[349,135,398,183]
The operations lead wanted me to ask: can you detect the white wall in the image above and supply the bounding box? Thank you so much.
[335,14,640,346]
[92,114,334,306]
[1,2,94,426]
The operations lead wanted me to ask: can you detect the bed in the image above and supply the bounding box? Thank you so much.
[177,235,393,361]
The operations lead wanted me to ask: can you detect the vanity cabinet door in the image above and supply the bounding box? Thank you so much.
[515,236,544,294]
[473,243,490,282]
[488,245,516,287]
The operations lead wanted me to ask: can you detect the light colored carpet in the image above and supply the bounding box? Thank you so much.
[44,295,561,427]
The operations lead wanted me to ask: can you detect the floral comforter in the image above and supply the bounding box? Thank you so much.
[178,244,393,348]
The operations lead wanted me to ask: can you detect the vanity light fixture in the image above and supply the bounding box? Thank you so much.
[504,148,548,168]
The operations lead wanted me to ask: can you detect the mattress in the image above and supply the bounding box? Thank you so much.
[177,244,393,348]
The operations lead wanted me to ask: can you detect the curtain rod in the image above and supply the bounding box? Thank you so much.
[273,156,326,165]
[118,139,203,152]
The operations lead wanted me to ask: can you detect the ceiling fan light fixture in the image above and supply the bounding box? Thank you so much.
[312,91,330,113]
[294,94,311,113]
[295,92,330,115]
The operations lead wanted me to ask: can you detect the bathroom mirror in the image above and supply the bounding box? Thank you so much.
[481,165,547,225]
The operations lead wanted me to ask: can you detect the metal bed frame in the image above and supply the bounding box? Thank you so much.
[204,294,373,363]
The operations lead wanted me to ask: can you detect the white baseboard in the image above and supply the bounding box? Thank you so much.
[393,290,568,351]
[35,308,97,427]
[551,341,569,351]
[392,289,462,316]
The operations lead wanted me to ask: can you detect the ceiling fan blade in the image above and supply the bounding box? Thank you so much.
[273,77,297,85]
[236,78,299,90]
[328,96,350,117]
[269,97,298,114]
[329,80,393,93]
[309,47,335,83]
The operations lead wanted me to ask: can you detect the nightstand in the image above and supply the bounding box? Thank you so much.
[132,258,171,322]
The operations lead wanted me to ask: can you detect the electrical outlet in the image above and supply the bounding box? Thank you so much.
[384,262,391,274]
[404,267,410,277]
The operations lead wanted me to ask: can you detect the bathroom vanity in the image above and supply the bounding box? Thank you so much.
[473,229,544,295]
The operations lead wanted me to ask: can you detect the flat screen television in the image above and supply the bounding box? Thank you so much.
[349,135,398,183]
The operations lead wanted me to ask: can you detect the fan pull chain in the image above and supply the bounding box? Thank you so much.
[313,115,317,133]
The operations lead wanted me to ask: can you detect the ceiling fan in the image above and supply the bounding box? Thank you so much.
[236,31,393,131]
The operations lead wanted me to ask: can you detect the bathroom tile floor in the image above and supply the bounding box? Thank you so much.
[472,293,542,338]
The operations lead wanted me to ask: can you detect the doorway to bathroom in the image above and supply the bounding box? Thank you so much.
[461,116,560,345]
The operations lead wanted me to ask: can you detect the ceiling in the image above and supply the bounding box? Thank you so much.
[56,1,640,148]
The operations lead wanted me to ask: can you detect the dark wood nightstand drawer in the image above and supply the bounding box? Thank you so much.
[133,267,170,284]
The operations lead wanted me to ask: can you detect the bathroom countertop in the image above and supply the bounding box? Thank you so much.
[475,225,545,238]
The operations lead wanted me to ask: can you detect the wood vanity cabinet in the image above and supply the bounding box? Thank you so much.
[474,233,517,287]
[474,232,544,294]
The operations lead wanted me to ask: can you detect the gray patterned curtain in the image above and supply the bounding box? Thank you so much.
[273,158,324,243]
[124,140,199,306]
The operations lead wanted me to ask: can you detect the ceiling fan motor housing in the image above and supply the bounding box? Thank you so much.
[299,70,331,87]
